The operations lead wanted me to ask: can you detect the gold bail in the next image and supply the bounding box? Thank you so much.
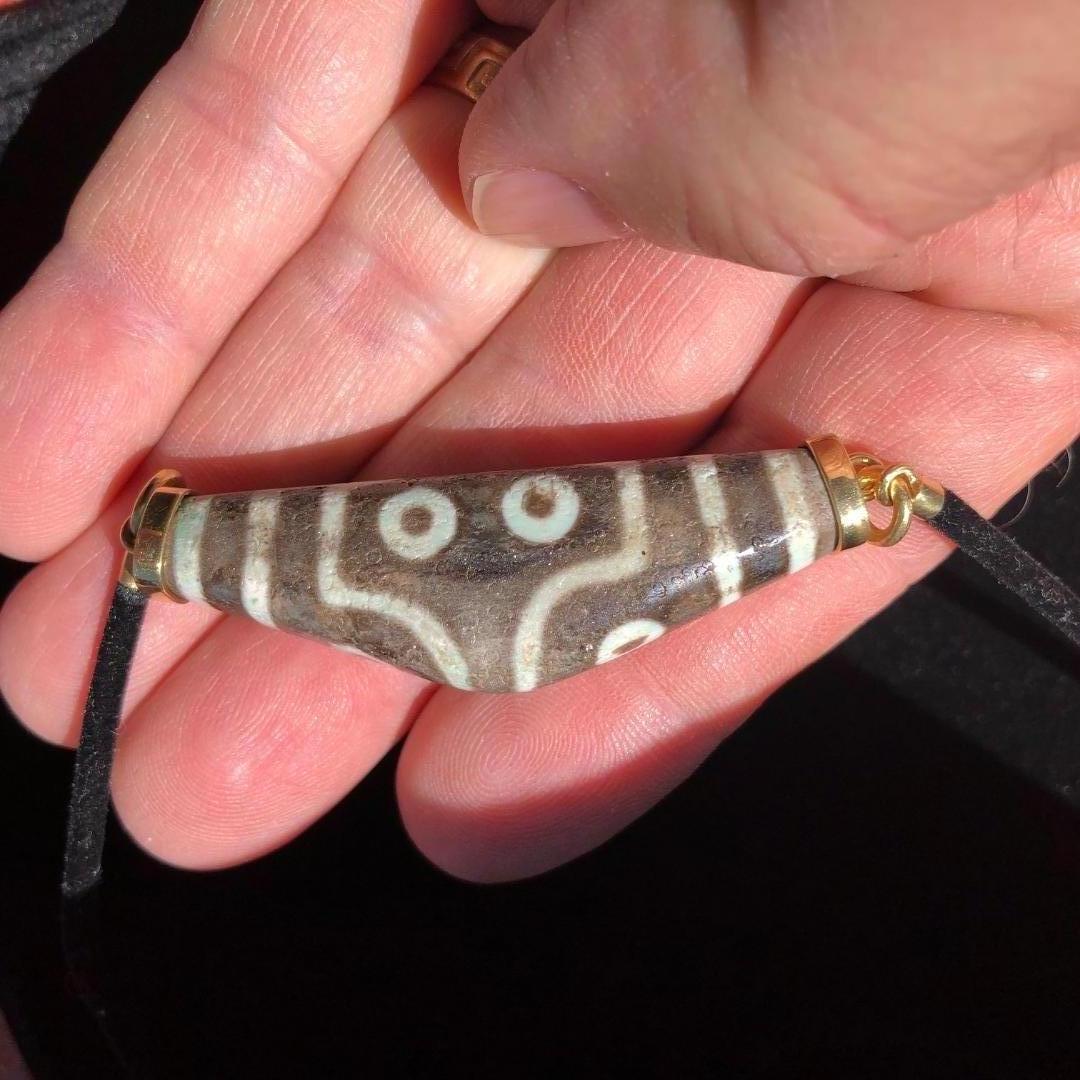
[806,435,945,550]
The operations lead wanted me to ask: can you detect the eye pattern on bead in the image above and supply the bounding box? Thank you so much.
[501,473,581,543]
[377,486,458,560]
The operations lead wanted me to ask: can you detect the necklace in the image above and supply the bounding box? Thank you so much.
[62,434,1079,898]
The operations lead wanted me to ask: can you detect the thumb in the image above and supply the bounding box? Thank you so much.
[462,0,1080,275]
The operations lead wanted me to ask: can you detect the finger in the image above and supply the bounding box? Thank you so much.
[159,87,548,494]
[397,287,1079,882]
[366,243,806,478]
[108,243,803,869]
[477,0,552,27]
[0,497,221,746]
[0,0,470,561]
[113,617,431,870]
[0,87,546,748]
[460,0,1080,272]
[846,166,1080,333]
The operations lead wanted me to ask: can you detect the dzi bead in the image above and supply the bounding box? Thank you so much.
[158,449,839,692]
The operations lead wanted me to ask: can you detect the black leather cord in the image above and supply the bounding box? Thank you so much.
[60,581,145,1072]
[62,581,148,899]
[929,490,1080,651]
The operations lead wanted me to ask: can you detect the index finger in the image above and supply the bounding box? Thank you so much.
[0,0,469,561]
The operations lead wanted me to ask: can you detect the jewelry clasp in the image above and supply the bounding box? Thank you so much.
[850,454,945,547]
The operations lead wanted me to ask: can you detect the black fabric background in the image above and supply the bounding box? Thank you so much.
[1,2,1078,1076]
[0,0,124,153]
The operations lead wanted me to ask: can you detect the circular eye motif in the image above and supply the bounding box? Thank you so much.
[501,474,581,543]
[378,487,457,560]
[596,619,666,665]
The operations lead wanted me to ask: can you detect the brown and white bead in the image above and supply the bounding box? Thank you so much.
[164,450,837,692]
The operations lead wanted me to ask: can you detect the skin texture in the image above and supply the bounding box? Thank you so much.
[466,0,1080,273]
[0,0,1077,882]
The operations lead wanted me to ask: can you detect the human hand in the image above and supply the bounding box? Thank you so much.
[0,0,1076,881]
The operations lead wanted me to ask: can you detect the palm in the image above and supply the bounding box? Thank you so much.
[0,2,1076,882]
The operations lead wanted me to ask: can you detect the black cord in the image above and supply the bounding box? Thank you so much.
[62,581,148,899]
[58,580,147,1076]
[929,490,1080,651]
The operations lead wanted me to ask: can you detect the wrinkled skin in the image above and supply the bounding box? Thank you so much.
[0,0,1077,882]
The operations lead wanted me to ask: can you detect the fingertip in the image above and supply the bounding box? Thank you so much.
[110,624,429,871]
[469,168,627,248]
[399,783,588,885]
[395,687,585,881]
[396,676,707,884]
[0,561,89,748]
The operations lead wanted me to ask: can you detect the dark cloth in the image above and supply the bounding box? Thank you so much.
[0,0,125,157]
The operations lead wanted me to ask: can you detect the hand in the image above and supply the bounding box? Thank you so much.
[0,0,1076,882]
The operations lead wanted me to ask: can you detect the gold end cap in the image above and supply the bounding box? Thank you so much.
[806,435,872,551]
[120,470,191,600]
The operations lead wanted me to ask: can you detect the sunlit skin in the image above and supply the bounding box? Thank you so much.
[0,0,1077,882]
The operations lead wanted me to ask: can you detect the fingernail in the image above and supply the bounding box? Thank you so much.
[470,169,627,248]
